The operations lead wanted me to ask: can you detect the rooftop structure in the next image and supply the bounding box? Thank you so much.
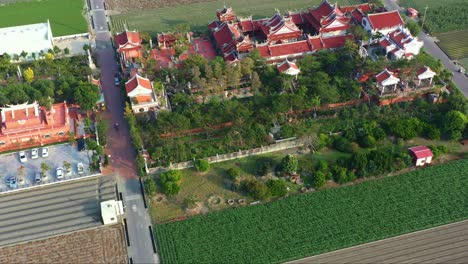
[0,21,53,60]
[277,59,300,76]
[125,74,164,113]
[375,69,400,95]
[100,200,124,225]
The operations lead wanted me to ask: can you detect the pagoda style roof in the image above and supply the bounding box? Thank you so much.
[416,66,436,80]
[125,74,152,96]
[114,30,142,51]
[277,60,300,75]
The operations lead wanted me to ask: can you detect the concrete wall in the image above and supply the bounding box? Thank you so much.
[148,137,303,174]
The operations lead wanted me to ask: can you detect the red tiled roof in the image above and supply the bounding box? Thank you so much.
[114,30,142,48]
[375,69,395,83]
[351,9,365,23]
[309,0,334,22]
[408,146,433,159]
[321,34,352,49]
[287,12,304,25]
[340,3,372,13]
[217,7,237,22]
[125,74,152,94]
[213,23,234,48]
[367,10,404,30]
[208,20,221,30]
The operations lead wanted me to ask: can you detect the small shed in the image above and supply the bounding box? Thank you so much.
[408,146,433,166]
[407,8,418,18]
[101,200,124,225]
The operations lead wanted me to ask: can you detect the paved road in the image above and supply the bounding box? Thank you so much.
[384,0,468,96]
[287,219,468,264]
[0,175,115,247]
[89,1,158,263]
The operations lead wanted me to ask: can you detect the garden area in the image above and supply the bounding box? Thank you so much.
[0,0,88,36]
[154,159,468,264]
[0,52,100,111]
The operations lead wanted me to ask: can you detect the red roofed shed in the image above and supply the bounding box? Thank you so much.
[408,146,433,166]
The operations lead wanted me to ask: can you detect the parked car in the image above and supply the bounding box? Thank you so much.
[56,167,64,179]
[77,138,86,151]
[19,151,27,163]
[35,172,42,183]
[5,176,18,189]
[114,76,120,86]
[77,163,84,175]
[31,148,39,159]
[41,147,49,158]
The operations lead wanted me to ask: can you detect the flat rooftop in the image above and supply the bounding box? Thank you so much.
[0,224,127,263]
[287,219,468,264]
[0,175,116,247]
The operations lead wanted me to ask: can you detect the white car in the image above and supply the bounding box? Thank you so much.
[77,163,84,175]
[41,147,49,158]
[56,167,64,179]
[19,151,27,163]
[31,148,39,159]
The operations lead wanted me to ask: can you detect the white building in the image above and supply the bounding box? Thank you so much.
[379,27,424,60]
[100,200,124,225]
[0,21,54,60]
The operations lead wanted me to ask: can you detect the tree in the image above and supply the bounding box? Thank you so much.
[20,51,28,59]
[442,110,467,140]
[63,161,71,172]
[251,71,261,93]
[97,119,109,146]
[44,52,55,62]
[64,47,70,55]
[194,159,210,172]
[266,179,287,197]
[40,162,50,177]
[313,171,326,189]
[406,19,421,36]
[359,135,377,148]
[160,170,182,195]
[82,44,90,52]
[227,167,241,180]
[280,154,298,174]
[53,46,61,54]
[23,67,34,83]
[184,194,199,209]
[144,177,157,196]
[73,82,100,110]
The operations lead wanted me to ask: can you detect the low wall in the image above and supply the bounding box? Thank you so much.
[148,137,303,173]
[53,33,89,41]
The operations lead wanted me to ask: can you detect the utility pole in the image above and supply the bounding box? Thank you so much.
[421,6,429,32]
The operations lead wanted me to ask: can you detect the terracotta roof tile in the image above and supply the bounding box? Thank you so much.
[367,10,404,30]
[409,146,433,159]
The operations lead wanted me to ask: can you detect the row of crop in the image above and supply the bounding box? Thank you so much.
[154,160,468,264]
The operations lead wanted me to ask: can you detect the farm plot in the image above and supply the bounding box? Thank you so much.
[0,0,88,36]
[399,0,468,33]
[112,0,357,34]
[436,30,468,60]
[155,159,468,264]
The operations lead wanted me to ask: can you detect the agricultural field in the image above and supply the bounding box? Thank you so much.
[436,30,468,67]
[155,159,468,264]
[111,0,359,34]
[399,0,468,33]
[0,0,88,36]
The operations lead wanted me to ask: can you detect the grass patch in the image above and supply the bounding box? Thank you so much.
[155,159,468,264]
[436,30,468,60]
[460,58,468,69]
[0,0,88,36]
[113,0,354,34]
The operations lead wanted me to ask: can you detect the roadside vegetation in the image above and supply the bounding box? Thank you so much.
[155,159,468,264]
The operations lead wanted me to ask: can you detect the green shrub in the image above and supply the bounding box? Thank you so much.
[227,167,241,180]
[144,177,157,196]
[160,170,182,195]
[194,159,210,172]
[359,135,376,148]
[266,179,287,197]
[280,154,298,174]
[241,179,270,200]
[313,171,326,189]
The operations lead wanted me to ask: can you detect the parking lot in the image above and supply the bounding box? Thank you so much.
[0,144,93,192]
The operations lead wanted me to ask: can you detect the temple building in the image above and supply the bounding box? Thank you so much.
[379,27,423,60]
[0,102,74,151]
[114,30,143,72]
[125,74,167,113]
[362,10,405,34]
[208,1,372,64]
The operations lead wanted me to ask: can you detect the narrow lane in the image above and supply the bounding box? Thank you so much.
[89,1,158,263]
[384,0,468,96]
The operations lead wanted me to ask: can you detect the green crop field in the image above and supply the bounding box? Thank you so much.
[0,0,88,36]
[436,30,468,60]
[399,0,468,33]
[155,159,468,264]
[113,0,358,35]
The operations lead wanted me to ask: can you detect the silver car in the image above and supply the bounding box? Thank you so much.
[19,151,27,163]
[56,167,64,179]
[31,148,39,159]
